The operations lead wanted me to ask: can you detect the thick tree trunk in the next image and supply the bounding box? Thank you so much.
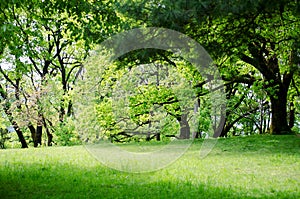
[12,121,28,148]
[179,113,190,139]
[269,85,291,134]
[156,133,160,141]
[240,42,295,135]
[34,123,43,147]
[28,123,36,144]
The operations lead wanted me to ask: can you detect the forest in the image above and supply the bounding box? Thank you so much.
[0,0,299,148]
[1,1,300,198]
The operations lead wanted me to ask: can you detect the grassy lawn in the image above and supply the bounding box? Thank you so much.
[0,135,299,198]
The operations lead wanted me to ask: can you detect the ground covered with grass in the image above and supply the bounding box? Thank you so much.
[0,135,299,198]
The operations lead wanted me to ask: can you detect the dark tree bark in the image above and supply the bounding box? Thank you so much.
[67,100,73,117]
[59,102,65,123]
[289,102,295,129]
[269,83,292,134]
[193,131,200,138]
[267,57,293,134]
[42,117,53,146]
[28,123,36,144]
[3,109,28,148]
[156,133,161,141]
[13,121,28,148]
[34,124,43,147]
[179,113,190,139]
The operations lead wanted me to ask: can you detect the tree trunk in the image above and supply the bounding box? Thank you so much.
[46,129,53,146]
[42,117,53,146]
[28,123,36,144]
[45,125,53,146]
[156,133,160,141]
[0,85,28,148]
[59,101,65,123]
[1,100,27,148]
[193,132,200,138]
[193,99,200,138]
[288,101,295,129]
[67,100,73,117]
[214,104,226,138]
[34,123,43,147]
[179,113,190,139]
[269,85,291,134]
[146,133,151,141]
[13,121,28,148]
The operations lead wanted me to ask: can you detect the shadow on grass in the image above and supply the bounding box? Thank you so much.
[0,135,299,199]
[0,161,298,199]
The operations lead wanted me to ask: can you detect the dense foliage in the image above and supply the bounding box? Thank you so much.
[0,0,299,147]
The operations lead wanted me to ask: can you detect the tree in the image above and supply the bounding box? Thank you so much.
[0,84,28,148]
[197,0,299,134]
[0,0,121,147]
[93,61,200,142]
[117,0,300,135]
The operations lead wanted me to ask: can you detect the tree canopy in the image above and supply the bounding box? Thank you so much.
[0,0,299,148]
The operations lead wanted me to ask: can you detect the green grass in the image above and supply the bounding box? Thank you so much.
[0,135,299,198]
